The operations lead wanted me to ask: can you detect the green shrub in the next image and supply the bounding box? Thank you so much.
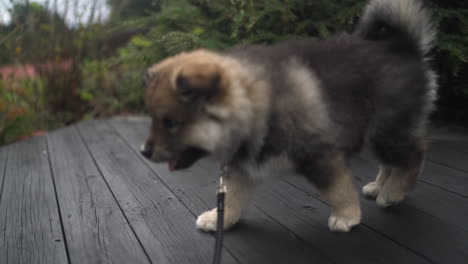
[79,58,146,116]
[105,0,467,125]
[0,77,70,145]
[0,0,467,146]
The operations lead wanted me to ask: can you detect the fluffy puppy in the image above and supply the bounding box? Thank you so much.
[140,0,437,232]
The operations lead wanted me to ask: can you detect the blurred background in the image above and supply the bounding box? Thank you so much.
[0,0,466,146]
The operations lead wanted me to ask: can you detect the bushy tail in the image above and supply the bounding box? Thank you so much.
[355,0,436,57]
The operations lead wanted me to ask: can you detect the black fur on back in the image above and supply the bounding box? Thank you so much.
[225,33,433,172]
[223,0,437,179]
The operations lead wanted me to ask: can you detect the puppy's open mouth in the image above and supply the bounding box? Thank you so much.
[168,147,209,171]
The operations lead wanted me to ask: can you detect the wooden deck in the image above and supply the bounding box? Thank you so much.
[1,118,467,264]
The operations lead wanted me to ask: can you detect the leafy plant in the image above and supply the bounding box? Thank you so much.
[0,77,70,144]
[0,0,467,146]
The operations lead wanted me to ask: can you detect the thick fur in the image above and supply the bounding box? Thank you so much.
[141,0,437,232]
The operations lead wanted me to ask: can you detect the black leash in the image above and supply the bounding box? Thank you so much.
[212,173,227,264]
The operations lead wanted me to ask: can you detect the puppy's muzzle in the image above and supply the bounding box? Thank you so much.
[140,143,153,159]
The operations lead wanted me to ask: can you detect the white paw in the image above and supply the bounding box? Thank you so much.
[328,214,360,232]
[196,208,240,232]
[196,209,218,232]
[376,190,406,208]
[362,182,380,199]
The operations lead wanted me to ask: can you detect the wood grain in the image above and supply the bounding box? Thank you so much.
[2,118,467,264]
[47,126,150,264]
[77,120,237,264]
[112,118,428,263]
[111,118,334,264]
[0,137,68,264]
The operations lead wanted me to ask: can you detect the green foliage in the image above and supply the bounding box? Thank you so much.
[429,2,468,124]
[3,2,71,62]
[79,58,146,116]
[0,0,467,146]
[0,78,70,144]
[0,1,90,145]
[92,0,369,117]
[106,0,467,124]
[107,0,162,19]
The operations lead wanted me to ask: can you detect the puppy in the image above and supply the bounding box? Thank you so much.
[140,0,437,232]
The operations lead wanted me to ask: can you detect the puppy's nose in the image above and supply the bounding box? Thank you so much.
[140,143,153,159]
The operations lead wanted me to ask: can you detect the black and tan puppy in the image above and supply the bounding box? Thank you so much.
[140,0,437,232]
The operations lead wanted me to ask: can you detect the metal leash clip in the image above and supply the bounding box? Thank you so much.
[212,166,228,264]
[217,175,227,195]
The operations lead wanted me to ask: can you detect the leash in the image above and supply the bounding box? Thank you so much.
[212,167,227,264]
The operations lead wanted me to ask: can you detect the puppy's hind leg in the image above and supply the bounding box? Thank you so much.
[376,150,425,208]
[369,137,426,208]
[362,165,392,199]
[196,167,260,232]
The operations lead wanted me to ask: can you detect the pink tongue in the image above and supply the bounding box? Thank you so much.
[168,160,177,172]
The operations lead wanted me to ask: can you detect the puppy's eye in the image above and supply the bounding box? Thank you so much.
[162,117,178,130]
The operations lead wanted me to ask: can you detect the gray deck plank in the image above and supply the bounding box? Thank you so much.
[197,160,431,264]
[354,157,468,230]
[430,138,468,155]
[360,148,468,198]
[46,126,150,264]
[76,120,238,264]
[160,181,329,264]
[260,179,431,264]
[2,118,467,264]
[283,159,468,264]
[417,161,468,197]
[112,118,434,264]
[111,119,334,264]
[0,145,8,201]
[427,140,468,173]
[0,137,68,264]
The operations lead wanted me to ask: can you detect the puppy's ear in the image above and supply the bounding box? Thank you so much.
[175,63,224,102]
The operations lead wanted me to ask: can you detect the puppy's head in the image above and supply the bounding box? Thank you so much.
[140,50,250,171]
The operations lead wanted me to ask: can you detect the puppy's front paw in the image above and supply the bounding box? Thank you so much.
[328,207,361,232]
[328,215,360,232]
[196,208,241,232]
[362,181,380,199]
[196,209,218,232]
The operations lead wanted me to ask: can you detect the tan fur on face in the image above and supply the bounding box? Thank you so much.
[145,50,231,112]
[144,49,271,162]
